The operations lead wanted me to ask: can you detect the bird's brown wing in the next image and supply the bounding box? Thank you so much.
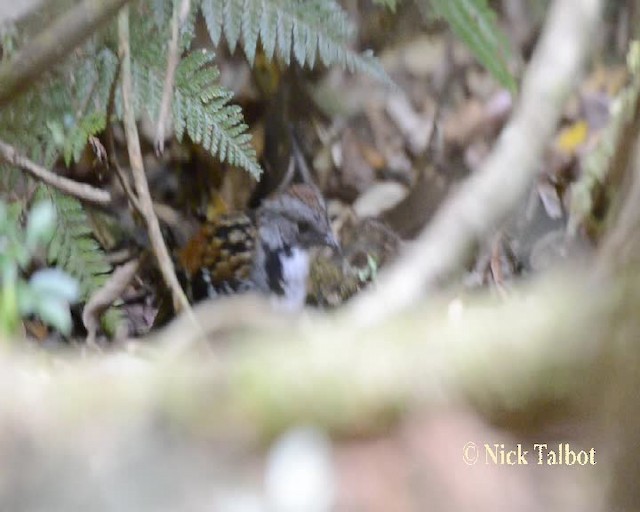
[177,213,257,300]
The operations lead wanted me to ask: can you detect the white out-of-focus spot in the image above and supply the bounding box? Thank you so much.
[447,298,464,323]
[265,427,335,512]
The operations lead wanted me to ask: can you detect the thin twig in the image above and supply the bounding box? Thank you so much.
[347,0,603,325]
[0,139,112,205]
[83,257,141,346]
[155,0,191,154]
[0,0,133,107]
[289,125,314,185]
[117,7,193,319]
[104,60,144,217]
[110,140,144,215]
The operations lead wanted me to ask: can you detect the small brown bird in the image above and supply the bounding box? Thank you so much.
[177,184,339,310]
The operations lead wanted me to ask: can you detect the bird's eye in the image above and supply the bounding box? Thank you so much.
[299,221,313,233]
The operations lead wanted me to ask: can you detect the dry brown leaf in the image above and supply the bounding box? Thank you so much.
[385,94,433,155]
[443,99,486,147]
[335,128,376,201]
[352,181,408,218]
[359,144,386,170]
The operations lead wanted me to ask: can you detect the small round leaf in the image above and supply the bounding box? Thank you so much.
[34,296,72,335]
[29,268,79,303]
[26,202,56,250]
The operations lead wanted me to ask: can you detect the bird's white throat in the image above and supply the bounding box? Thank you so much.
[274,247,310,311]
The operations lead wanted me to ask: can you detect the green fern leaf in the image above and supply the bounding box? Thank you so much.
[0,43,117,169]
[428,0,516,92]
[224,0,244,54]
[63,111,107,165]
[179,0,198,50]
[199,0,393,85]
[260,2,278,59]
[242,0,262,65]
[276,8,294,65]
[38,189,123,335]
[129,44,262,177]
[202,0,224,45]
[126,9,262,177]
[44,192,112,296]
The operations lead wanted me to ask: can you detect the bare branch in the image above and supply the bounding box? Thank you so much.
[0,0,133,107]
[0,271,617,437]
[0,139,112,205]
[347,0,603,325]
[117,7,192,318]
[82,257,141,346]
[0,270,622,510]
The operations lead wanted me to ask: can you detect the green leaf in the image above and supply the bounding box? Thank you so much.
[33,296,73,335]
[25,201,56,251]
[38,189,113,299]
[199,0,394,86]
[202,0,223,45]
[29,268,80,303]
[63,111,107,166]
[428,0,516,92]
[172,50,263,178]
[46,120,66,149]
[0,264,19,336]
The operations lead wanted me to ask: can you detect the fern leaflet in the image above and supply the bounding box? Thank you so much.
[427,0,515,92]
[199,0,392,85]
[127,8,262,177]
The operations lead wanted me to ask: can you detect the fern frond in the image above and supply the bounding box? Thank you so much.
[44,191,111,296]
[427,0,515,92]
[174,50,261,177]
[0,76,69,167]
[126,10,262,177]
[200,0,392,85]
[147,0,197,42]
[0,29,122,333]
[0,45,118,168]
[63,112,107,165]
[36,188,123,335]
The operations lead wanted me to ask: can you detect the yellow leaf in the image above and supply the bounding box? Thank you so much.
[556,121,588,155]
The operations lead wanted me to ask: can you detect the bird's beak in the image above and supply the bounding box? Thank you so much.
[324,232,341,254]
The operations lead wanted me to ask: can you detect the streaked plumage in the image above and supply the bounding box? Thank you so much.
[177,184,338,309]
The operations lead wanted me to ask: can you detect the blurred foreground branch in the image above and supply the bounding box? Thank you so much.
[0,260,628,512]
[0,0,132,107]
[0,250,633,511]
[0,272,617,438]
